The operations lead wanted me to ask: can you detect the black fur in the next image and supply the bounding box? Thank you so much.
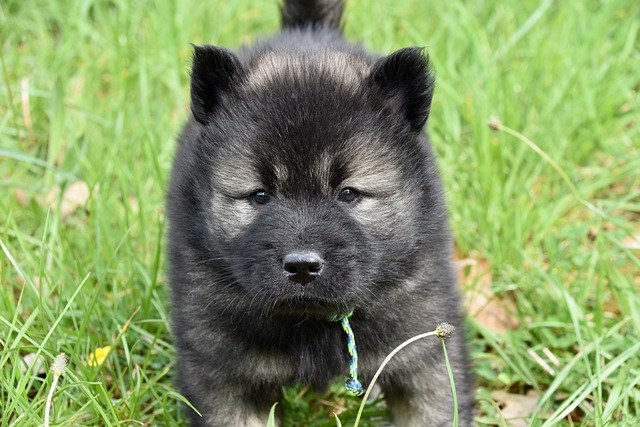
[190,45,245,125]
[167,1,473,426]
[281,0,345,30]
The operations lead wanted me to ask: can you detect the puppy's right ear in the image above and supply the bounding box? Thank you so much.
[190,45,244,125]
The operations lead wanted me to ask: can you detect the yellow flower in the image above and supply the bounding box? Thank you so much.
[87,346,111,367]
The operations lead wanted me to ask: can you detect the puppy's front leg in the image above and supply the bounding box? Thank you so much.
[185,385,276,427]
[179,356,281,427]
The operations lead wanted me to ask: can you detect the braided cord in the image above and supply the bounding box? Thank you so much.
[331,310,364,396]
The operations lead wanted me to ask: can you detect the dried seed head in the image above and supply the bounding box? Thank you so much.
[488,116,502,131]
[51,353,68,377]
[435,322,455,339]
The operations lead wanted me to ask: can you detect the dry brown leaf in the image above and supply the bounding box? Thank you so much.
[14,188,29,206]
[458,257,520,334]
[45,181,92,218]
[492,389,540,427]
[61,181,90,217]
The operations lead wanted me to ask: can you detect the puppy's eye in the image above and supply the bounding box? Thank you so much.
[250,190,271,205]
[337,187,360,203]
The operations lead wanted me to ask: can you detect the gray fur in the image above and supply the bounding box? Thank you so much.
[167,1,474,426]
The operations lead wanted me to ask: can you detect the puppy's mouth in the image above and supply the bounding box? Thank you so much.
[272,293,351,317]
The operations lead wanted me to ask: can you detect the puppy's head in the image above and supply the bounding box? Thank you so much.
[181,44,445,315]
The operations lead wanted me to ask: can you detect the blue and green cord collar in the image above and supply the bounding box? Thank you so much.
[328,310,364,396]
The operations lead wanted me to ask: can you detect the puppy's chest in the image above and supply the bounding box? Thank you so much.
[241,322,352,387]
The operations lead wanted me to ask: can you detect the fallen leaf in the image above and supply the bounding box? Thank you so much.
[492,389,540,427]
[14,188,29,206]
[45,181,92,218]
[620,233,640,250]
[458,257,520,334]
[21,353,47,375]
[60,181,90,217]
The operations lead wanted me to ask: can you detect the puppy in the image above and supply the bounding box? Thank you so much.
[167,1,474,425]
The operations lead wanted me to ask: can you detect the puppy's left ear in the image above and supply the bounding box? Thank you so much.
[369,47,435,131]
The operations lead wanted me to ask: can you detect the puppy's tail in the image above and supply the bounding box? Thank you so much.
[281,0,345,32]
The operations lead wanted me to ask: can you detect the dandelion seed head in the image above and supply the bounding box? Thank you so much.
[436,322,455,339]
[51,353,68,377]
[488,116,502,131]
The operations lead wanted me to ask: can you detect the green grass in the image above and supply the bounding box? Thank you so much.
[1,0,639,425]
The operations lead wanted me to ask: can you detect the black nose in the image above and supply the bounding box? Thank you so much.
[282,250,324,284]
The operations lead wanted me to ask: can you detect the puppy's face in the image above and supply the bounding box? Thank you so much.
[189,46,437,315]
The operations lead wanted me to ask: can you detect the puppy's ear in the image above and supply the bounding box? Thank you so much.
[190,45,244,125]
[369,47,435,131]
